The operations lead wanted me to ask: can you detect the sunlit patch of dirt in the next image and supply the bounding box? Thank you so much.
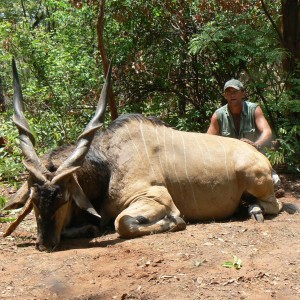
[1,174,299,299]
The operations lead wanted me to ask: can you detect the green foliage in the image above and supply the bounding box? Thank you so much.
[0,194,7,210]
[0,216,16,223]
[222,255,243,270]
[0,0,105,177]
[267,124,300,171]
[265,82,300,170]
[0,112,25,182]
[188,0,299,170]
[0,193,16,221]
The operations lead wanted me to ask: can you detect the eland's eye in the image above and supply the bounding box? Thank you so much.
[52,189,60,199]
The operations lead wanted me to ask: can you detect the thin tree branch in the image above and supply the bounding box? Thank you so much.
[32,0,45,29]
[260,0,285,46]
[20,0,27,18]
[0,75,5,112]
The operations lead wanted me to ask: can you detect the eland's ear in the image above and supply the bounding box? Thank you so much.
[51,166,80,185]
[69,175,102,220]
[3,181,30,210]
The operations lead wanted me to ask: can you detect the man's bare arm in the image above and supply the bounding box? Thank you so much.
[207,112,220,135]
[254,106,272,148]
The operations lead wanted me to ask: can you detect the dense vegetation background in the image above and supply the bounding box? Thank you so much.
[0,0,299,193]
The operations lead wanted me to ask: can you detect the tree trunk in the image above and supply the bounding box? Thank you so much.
[0,75,5,112]
[97,0,118,120]
[281,0,300,72]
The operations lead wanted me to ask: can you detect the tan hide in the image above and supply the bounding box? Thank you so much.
[101,119,276,222]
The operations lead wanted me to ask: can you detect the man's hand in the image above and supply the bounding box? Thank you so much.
[240,138,260,150]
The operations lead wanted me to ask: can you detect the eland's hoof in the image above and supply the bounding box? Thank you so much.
[169,216,186,232]
[282,203,299,214]
[248,205,264,222]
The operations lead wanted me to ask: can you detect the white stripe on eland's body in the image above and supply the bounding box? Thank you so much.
[155,125,164,172]
[125,123,158,182]
[163,126,168,170]
[198,135,229,182]
[179,131,197,206]
[199,136,213,165]
[216,137,229,182]
[195,135,209,178]
[171,129,184,199]
[139,123,158,181]
[196,135,217,193]
[125,124,141,157]
[155,125,167,185]
[196,134,215,195]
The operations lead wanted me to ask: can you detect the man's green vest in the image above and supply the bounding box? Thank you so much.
[216,101,259,142]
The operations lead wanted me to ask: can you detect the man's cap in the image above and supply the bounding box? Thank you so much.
[224,79,244,91]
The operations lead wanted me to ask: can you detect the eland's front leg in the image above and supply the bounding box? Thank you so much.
[114,186,186,238]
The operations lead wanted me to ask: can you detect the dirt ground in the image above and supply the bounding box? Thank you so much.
[0,174,300,300]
